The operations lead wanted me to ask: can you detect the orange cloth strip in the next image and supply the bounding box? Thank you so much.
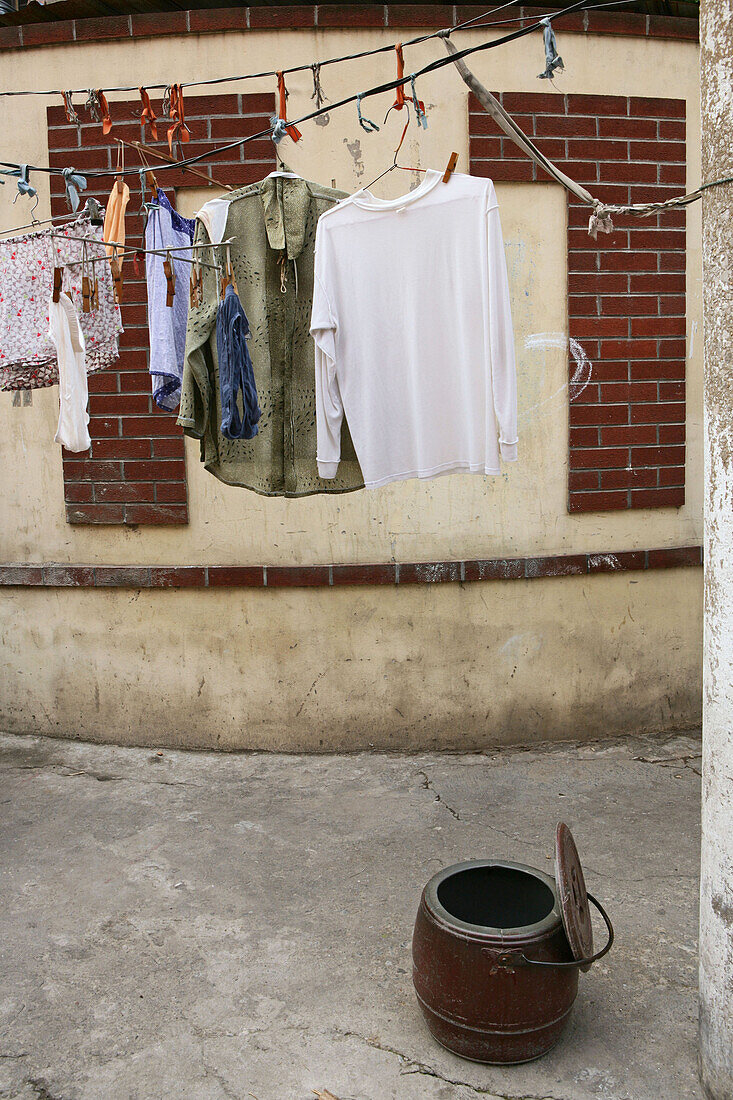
[390,43,424,117]
[276,71,302,143]
[139,87,158,142]
[167,84,191,155]
[96,90,112,136]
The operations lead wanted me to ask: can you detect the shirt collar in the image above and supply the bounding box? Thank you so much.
[260,174,309,260]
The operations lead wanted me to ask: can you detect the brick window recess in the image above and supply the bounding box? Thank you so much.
[47,93,276,525]
[470,92,686,513]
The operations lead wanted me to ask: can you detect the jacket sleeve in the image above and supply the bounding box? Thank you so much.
[310,238,343,479]
[177,221,218,439]
[486,192,518,462]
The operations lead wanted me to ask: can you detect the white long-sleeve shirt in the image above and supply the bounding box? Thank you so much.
[310,170,517,491]
[49,292,91,453]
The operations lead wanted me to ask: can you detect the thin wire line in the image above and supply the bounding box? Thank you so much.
[0,0,521,99]
[0,0,641,180]
[455,0,640,28]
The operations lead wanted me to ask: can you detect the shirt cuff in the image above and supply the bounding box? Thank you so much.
[500,440,518,462]
[318,460,340,478]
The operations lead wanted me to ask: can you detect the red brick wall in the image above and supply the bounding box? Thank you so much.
[46,92,276,524]
[470,91,687,513]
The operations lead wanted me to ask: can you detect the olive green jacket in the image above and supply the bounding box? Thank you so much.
[177,175,363,496]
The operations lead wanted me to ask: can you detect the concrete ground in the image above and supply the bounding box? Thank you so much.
[0,730,703,1100]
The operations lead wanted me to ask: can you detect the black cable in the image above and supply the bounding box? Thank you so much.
[0,0,642,181]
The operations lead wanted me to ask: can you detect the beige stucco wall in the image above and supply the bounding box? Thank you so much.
[0,568,702,750]
[0,24,703,749]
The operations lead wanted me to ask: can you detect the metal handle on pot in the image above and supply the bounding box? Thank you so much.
[496,892,614,971]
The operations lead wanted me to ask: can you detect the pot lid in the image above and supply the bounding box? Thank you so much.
[555,822,593,972]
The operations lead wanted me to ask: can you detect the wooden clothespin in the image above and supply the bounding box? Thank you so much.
[443,151,459,183]
[52,266,63,303]
[81,240,92,313]
[226,244,237,294]
[190,261,203,308]
[164,250,176,307]
[84,254,99,312]
[109,247,123,305]
[220,243,237,299]
[115,140,125,195]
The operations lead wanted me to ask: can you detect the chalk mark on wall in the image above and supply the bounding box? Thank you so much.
[522,331,593,414]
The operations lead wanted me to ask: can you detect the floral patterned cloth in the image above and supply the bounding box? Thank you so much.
[0,215,122,391]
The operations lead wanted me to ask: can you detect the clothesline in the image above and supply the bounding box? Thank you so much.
[0,0,638,100]
[0,0,637,182]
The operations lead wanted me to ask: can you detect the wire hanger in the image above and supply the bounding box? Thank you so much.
[364,104,425,191]
[136,145,159,211]
[0,198,103,238]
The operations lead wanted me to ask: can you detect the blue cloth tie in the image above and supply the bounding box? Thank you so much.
[270,116,289,145]
[410,75,428,129]
[0,165,38,206]
[538,18,564,80]
[357,93,380,133]
[62,167,87,212]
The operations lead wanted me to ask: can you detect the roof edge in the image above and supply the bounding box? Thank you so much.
[0,3,700,52]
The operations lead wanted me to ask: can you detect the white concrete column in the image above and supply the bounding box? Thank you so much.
[700,0,733,1095]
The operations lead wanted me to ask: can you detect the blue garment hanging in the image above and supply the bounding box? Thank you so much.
[216,283,261,441]
[146,187,195,411]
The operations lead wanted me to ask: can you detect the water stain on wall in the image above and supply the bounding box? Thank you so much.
[343,136,364,177]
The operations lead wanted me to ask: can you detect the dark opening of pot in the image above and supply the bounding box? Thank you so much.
[437,865,556,929]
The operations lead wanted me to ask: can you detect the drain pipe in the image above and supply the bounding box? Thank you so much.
[699,0,733,1095]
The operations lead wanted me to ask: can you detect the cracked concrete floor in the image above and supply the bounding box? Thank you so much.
[0,730,703,1100]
